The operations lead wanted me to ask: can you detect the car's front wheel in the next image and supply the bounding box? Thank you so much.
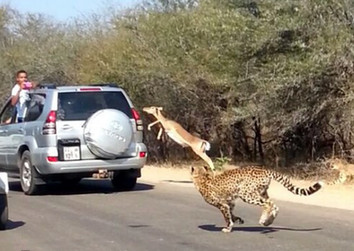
[20,150,40,195]
[0,194,8,230]
[111,171,137,191]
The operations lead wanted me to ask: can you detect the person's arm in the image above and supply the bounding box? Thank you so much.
[4,117,11,124]
[11,94,19,106]
[11,85,20,106]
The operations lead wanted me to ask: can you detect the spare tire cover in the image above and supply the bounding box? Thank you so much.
[83,109,133,159]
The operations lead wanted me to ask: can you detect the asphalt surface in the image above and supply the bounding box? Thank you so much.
[0,178,353,251]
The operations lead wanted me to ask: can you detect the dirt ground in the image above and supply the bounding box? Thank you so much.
[141,164,354,211]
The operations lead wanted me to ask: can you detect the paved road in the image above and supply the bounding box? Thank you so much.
[1,178,353,251]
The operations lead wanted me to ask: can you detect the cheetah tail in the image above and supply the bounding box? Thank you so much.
[271,172,323,196]
[326,171,348,185]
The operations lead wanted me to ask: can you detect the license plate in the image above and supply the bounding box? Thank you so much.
[63,146,80,160]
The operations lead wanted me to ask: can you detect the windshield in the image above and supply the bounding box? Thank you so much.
[58,91,132,121]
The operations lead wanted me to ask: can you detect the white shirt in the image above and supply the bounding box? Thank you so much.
[11,84,29,118]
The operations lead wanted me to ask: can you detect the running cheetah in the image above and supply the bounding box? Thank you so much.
[191,166,323,233]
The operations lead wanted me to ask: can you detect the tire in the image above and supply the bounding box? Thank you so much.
[0,194,8,230]
[111,171,137,191]
[20,150,40,195]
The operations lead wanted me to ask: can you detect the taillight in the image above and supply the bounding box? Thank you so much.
[139,152,147,158]
[79,87,102,91]
[131,108,143,131]
[47,156,58,162]
[43,110,57,135]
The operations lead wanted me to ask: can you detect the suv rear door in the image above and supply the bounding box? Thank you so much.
[5,121,25,168]
[0,100,14,168]
[4,93,46,168]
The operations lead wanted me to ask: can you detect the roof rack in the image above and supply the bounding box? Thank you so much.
[38,83,57,89]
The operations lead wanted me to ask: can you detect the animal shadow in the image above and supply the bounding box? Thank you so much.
[163,180,193,184]
[3,220,26,230]
[199,224,322,234]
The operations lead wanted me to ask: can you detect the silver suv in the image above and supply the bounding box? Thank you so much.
[0,84,147,195]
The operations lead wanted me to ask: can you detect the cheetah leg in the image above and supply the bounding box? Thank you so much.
[229,201,244,224]
[217,203,234,233]
[256,190,279,226]
[239,192,279,226]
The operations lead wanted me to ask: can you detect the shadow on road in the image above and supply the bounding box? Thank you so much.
[8,181,23,192]
[4,219,26,230]
[199,224,322,233]
[8,179,154,196]
[128,224,150,228]
[163,180,193,184]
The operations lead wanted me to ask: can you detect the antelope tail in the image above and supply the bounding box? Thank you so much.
[271,172,323,196]
[201,141,211,152]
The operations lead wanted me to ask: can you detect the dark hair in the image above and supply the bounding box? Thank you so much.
[16,70,27,78]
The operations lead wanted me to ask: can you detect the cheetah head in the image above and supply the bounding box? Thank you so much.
[325,158,345,170]
[190,166,212,178]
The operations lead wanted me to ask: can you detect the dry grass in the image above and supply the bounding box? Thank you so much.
[146,158,354,185]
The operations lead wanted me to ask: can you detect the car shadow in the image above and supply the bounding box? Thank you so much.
[8,179,154,196]
[8,181,22,192]
[199,224,322,234]
[3,219,26,230]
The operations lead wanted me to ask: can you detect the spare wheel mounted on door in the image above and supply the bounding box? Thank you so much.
[83,109,133,159]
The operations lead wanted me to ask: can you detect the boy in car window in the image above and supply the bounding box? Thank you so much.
[11,70,31,123]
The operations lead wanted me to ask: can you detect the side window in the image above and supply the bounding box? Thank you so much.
[25,94,46,122]
[0,100,15,124]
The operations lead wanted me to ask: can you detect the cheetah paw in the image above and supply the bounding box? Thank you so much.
[222,227,232,233]
[259,210,278,226]
[233,216,244,225]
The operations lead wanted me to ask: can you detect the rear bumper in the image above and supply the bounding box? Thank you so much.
[32,143,147,175]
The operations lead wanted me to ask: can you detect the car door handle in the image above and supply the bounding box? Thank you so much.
[0,129,8,134]
[62,124,73,130]
[18,129,25,134]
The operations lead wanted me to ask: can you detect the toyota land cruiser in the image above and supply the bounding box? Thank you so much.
[0,84,147,195]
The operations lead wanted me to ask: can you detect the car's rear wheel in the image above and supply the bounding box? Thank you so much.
[111,171,137,191]
[0,194,8,230]
[20,151,40,195]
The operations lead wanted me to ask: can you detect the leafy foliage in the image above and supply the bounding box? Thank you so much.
[1,0,354,166]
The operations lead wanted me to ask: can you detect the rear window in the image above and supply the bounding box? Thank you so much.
[58,91,132,121]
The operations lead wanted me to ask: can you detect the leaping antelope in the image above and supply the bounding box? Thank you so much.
[143,106,215,171]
